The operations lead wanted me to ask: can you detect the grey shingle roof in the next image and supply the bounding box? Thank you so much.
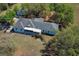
[33,18,44,22]
[14,18,33,29]
[14,18,58,32]
[32,21,58,32]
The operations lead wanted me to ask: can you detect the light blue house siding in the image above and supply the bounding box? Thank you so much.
[48,31,56,35]
[13,27,56,36]
[13,27,24,33]
[13,27,40,36]
[42,30,56,36]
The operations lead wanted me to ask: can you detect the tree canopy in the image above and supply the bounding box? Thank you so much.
[53,4,74,28]
[41,24,79,56]
[0,3,74,27]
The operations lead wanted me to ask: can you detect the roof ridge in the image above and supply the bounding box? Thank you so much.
[29,19,36,28]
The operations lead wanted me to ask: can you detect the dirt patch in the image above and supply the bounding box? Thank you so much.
[0,31,44,56]
[41,35,55,43]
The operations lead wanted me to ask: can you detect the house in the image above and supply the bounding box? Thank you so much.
[12,18,59,36]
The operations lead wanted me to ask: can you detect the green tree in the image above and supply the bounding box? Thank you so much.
[41,24,79,56]
[54,4,74,28]
[49,4,54,11]
[0,9,16,24]
[4,10,16,21]
[0,3,13,12]
[0,4,7,12]
[13,4,21,12]
[21,4,52,18]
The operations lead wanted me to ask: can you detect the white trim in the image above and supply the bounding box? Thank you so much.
[24,27,41,34]
[20,22,25,28]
